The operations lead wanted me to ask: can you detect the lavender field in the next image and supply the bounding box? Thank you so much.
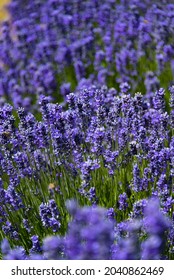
[0,0,174,260]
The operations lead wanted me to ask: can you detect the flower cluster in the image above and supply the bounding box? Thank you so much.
[0,84,173,259]
[0,0,174,260]
[0,0,173,110]
[1,199,171,260]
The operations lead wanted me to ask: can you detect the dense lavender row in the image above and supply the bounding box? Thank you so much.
[1,199,171,260]
[0,0,174,109]
[0,0,174,260]
[0,84,174,259]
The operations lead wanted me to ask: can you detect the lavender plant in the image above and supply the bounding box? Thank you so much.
[0,0,174,260]
[0,84,173,259]
[1,199,171,260]
[0,0,173,110]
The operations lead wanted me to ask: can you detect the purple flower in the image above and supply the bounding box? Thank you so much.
[1,239,10,255]
[141,235,163,260]
[30,235,42,254]
[39,200,61,233]
[144,198,170,236]
[3,247,27,260]
[118,193,128,211]
[43,236,65,260]
[66,201,114,260]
